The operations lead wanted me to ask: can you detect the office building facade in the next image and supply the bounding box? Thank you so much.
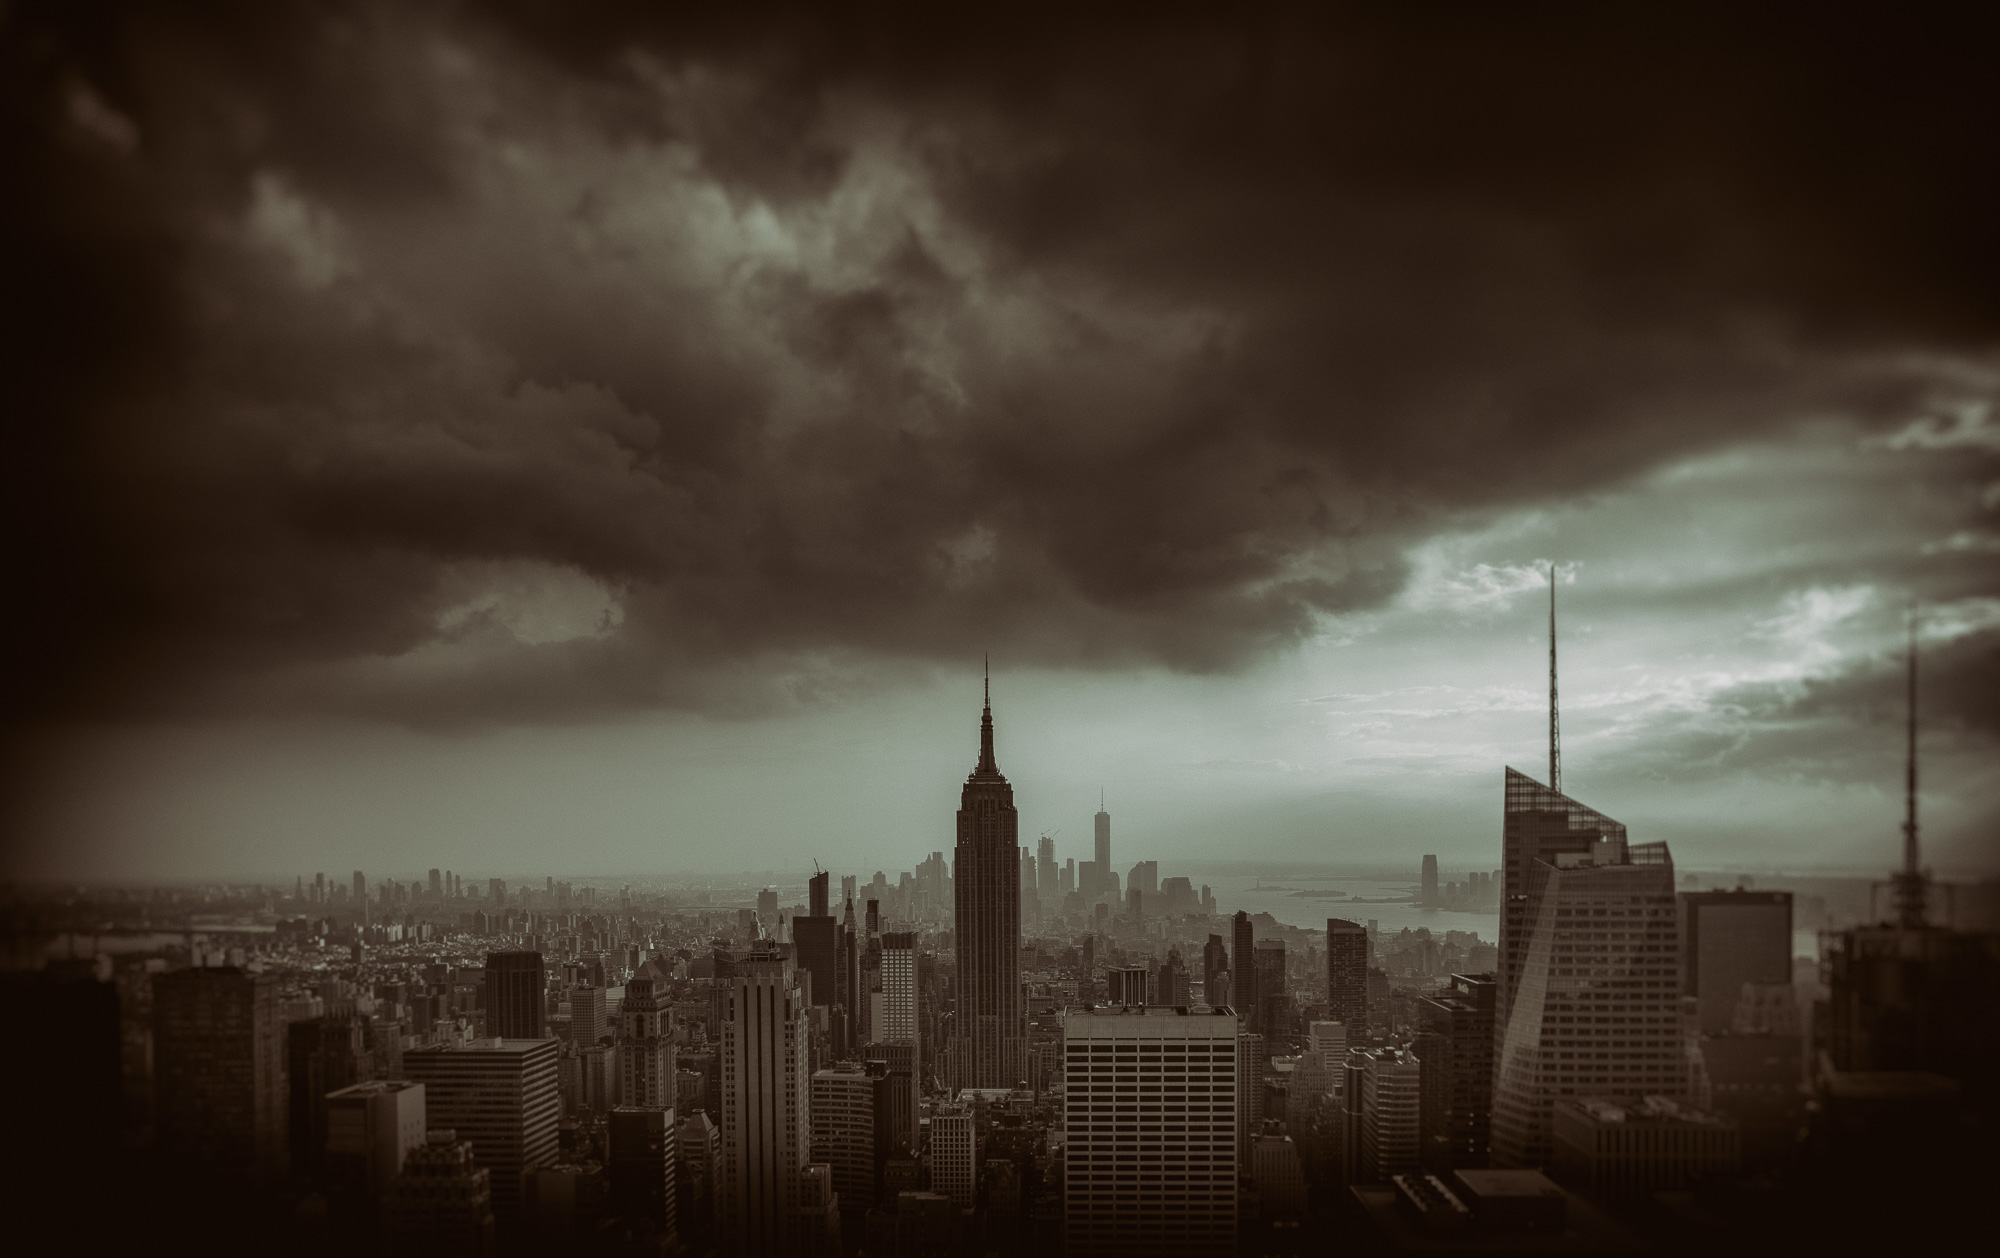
[621,976,673,1109]
[1491,818,1685,1169]
[1679,889,1792,1035]
[1232,912,1258,1034]
[152,967,288,1177]
[719,950,811,1255]
[609,1105,679,1242]
[1359,1047,1423,1182]
[1327,919,1370,1029]
[402,1038,561,1223]
[1415,971,1497,1170]
[1062,1006,1239,1256]
[931,1102,978,1207]
[484,951,547,1041]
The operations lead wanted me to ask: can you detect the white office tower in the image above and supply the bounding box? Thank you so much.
[878,931,922,1154]
[621,976,673,1108]
[879,934,918,1045]
[1062,1006,1239,1256]
[1358,1047,1422,1181]
[720,950,812,1255]
[1492,830,1684,1168]
[931,1102,979,1207]
[1295,1021,1347,1099]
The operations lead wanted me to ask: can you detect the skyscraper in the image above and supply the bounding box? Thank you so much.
[810,1061,889,1220]
[1497,769,1629,1033]
[382,1130,495,1254]
[573,982,608,1049]
[152,967,287,1177]
[1680,889,1792,1035]
[1491,813,1684,1169]
[1327,919,1369,1029]
[1096,796,1112,892]
[1231,911,1258,1033]
[609,1105,679,1244]
[1106,965,1150,1006]
[324,1079,426,1238]
[878,932,918,1047]
[931,1102,979,1207]
[403,1038,561,1224]
[287,1014,367,1179]
[719,950,811,1255]
[1421,855,1439,907]
[1254,940,1288,1041]
[1038,835,1058,899]
[1359,1047,1424,1182]
[485,951,547,1040]
[809,870,829,919]
[1416,973,1497,1170]
[1203,934,1229,1007]
[793,913,840,1011]
[1062,1006,1239,1256]
[1157,949,1190,1006]
[621,976,673,1108]
[952,674,1025,1088]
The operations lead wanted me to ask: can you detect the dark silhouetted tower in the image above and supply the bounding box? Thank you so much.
[1327,918,1369,1028]
[952,671,1025,1087]
[1232,911,1258,1033]
[1203,934,1230,1007]
[153,967,287,1176]
[1094,794,1111,895]
[484,951,547,1040]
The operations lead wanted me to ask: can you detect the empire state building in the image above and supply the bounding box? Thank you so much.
[951,674,1025,1088]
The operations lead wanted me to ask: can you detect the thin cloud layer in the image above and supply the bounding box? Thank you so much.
[6,2,1999,732]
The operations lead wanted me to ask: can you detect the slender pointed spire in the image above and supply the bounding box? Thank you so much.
[977,662,998,774]
[1894,609,1927,928]
[1549,564,1562,794]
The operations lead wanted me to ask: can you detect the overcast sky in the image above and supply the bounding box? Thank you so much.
[5,5,1997,884]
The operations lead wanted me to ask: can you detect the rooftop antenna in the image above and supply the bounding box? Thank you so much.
[1893,609,1928,929]
[1549,564,1562,794]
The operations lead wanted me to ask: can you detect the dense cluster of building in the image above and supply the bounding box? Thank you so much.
[6,667,1997,1255]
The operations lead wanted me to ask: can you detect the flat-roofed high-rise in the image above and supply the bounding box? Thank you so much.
[718,950,810,1255]
[152,967,287,1177]
[1679,889,1791,1035]
[402,1037,560,1223]
[1062,1005,1239,1256]
[1327,918,1369,1029]
[484,951,547,1040]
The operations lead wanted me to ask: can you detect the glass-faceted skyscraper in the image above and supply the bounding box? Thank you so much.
[1491,772,1685,1168]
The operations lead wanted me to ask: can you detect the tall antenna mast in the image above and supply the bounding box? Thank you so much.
[1549,564,1562,794]
[1894,609,1927,929]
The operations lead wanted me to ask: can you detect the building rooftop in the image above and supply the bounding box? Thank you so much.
[1560,1096,1734,1128]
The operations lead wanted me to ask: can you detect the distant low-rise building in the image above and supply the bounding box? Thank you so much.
[1552,1095,1739,1195]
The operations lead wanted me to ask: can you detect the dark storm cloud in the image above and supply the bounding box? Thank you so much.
[7,2,2000,723]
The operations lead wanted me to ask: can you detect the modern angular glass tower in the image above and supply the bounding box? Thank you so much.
[952,674,1025,1088]
[1491,771,1685,1168]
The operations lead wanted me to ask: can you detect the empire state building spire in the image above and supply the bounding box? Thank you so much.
[953,660,1023,1089]
[978,658,998,775]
